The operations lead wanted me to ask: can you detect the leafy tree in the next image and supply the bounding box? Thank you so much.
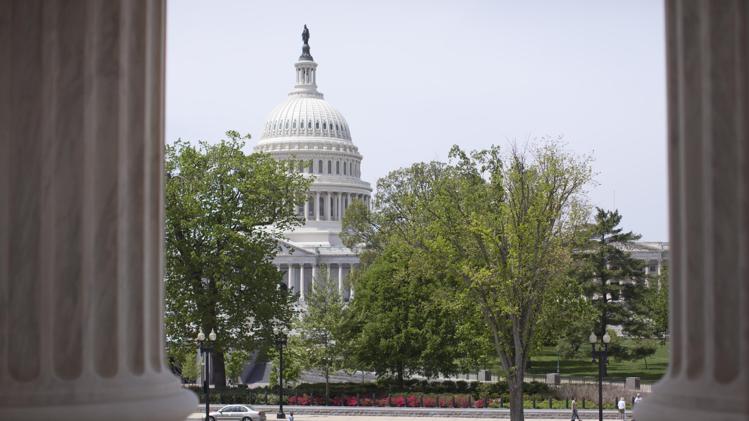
[225,349,250,386]
[295,266,348,403]
[350,141,591,421]
[164,132,311,388]
[344,239,468,386]
[268,336,304,389]
[181,352,200,383]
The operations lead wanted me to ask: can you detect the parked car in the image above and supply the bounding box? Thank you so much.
[208,405,266,421]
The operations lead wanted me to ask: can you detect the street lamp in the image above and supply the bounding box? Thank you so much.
[273,321,288,419]
[589,331,610,421]
[197,328,217,421]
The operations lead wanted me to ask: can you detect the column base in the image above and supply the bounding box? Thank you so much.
[634,379,749,421]
[0,386,197,421]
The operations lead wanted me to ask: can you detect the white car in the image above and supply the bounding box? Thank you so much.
[208,405,266,421]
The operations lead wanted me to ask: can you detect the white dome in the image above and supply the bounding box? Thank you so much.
[261,95,352,141]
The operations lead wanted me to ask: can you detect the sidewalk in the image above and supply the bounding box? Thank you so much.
[188,405,630,419]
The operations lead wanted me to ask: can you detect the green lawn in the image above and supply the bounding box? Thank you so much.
[526,341,669,382]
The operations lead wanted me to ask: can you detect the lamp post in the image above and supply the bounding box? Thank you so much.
[197,328,217,421]
[275,333,288,419]
[589,331,610,421]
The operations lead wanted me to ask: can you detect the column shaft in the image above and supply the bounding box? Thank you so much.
[0,1,195,419]
[315,191,320,221]
[337,264,343,295]
[636,1,749,420]
[299,264,305,301]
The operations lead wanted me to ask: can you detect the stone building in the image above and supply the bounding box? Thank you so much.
[253,26,371,302]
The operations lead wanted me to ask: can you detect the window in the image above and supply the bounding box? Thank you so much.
[285,121,289,129]
[316,121,320,129]
[327,160,332,174]
[318,160,323,173]
[323,122,327,130]
[336,161,340,174]
[349,162,352,175]
[343,161,347,175]
[292,120,296,129]
[308,121,312,129]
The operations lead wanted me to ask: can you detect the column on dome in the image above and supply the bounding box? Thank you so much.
[635,1,749,420]
[315,191,320,221]
[303,194,309,222]
[0,1,195,419]
[339,193,343,221]
[325,192,333,221]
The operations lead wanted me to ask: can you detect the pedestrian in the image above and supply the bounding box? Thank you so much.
[287,411,294,421]
[632,393,643,421]
[618,396,626,421]
[570,397,581,421]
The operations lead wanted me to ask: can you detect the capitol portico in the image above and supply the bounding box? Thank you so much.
[254,26,371,301]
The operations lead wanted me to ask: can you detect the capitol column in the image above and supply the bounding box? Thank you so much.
[303,195,309,222]
[315,191,320,221]
[338,264,344,295]
[0,1,196,420]
[299,264,306,301]
[635,1,749,420]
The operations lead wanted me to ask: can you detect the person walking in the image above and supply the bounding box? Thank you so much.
[287,411,294,421]
[617,397,627,420]
[570,397,582,421]
[632,394,643,421]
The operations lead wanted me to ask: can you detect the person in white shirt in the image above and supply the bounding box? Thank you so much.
[618,397,626,420]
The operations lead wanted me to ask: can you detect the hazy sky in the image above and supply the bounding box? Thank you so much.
[166,0,668,241]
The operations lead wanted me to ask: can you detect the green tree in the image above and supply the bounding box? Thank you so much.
[344,239,467,385]
[353,142,591,421]
[574,208,650,365]
[181,352,200,383]
[225,349,250,385]
[296,266,348,403]
[164,132,311,388]
[268,336,304,389]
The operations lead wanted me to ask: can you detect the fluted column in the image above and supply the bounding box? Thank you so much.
[315,191,320,221]
[326,192,332,221]
[0,1,196,420]
[636,1,749,420]
[303,195,309,223]
[338,264,344,295]
[299,264,306,301]
[311,265,317,297]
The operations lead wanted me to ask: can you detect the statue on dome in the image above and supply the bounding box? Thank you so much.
[302,25,310,45]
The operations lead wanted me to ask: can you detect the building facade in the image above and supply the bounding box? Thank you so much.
[253,27,371,302]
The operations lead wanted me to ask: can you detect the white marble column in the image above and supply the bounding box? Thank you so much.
[338,264,344,295]
[315,191,320,221]
[303,196,309,223]
[299,264,306,301]
[635,1,749,420]
[311,265,318,295]
[326,192,332,221]
[0,2,196,420]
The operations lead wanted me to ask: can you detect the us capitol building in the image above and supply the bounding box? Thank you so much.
[253,26,371,302]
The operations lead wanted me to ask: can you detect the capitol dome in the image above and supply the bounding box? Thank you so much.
[261,96,352,142]
[256,25,370,304]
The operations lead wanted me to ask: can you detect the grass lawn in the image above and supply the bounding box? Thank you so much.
[526,341,669,382]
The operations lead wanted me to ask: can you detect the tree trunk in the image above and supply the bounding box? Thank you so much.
[212,351,226,390]
[325,367,330,405]
[509,377,525,421]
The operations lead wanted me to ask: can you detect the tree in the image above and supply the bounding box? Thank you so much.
[295,266,348,403]
[180,352,200,383]
[353,141,591,421]
[164,132,311,388]
[343,238,468,385]
[225,349,250,386]
[574,208,649,365]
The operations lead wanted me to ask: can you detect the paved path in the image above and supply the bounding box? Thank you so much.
[187,405,631,420]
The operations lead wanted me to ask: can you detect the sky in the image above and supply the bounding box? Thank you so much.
[166,0,668,241]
